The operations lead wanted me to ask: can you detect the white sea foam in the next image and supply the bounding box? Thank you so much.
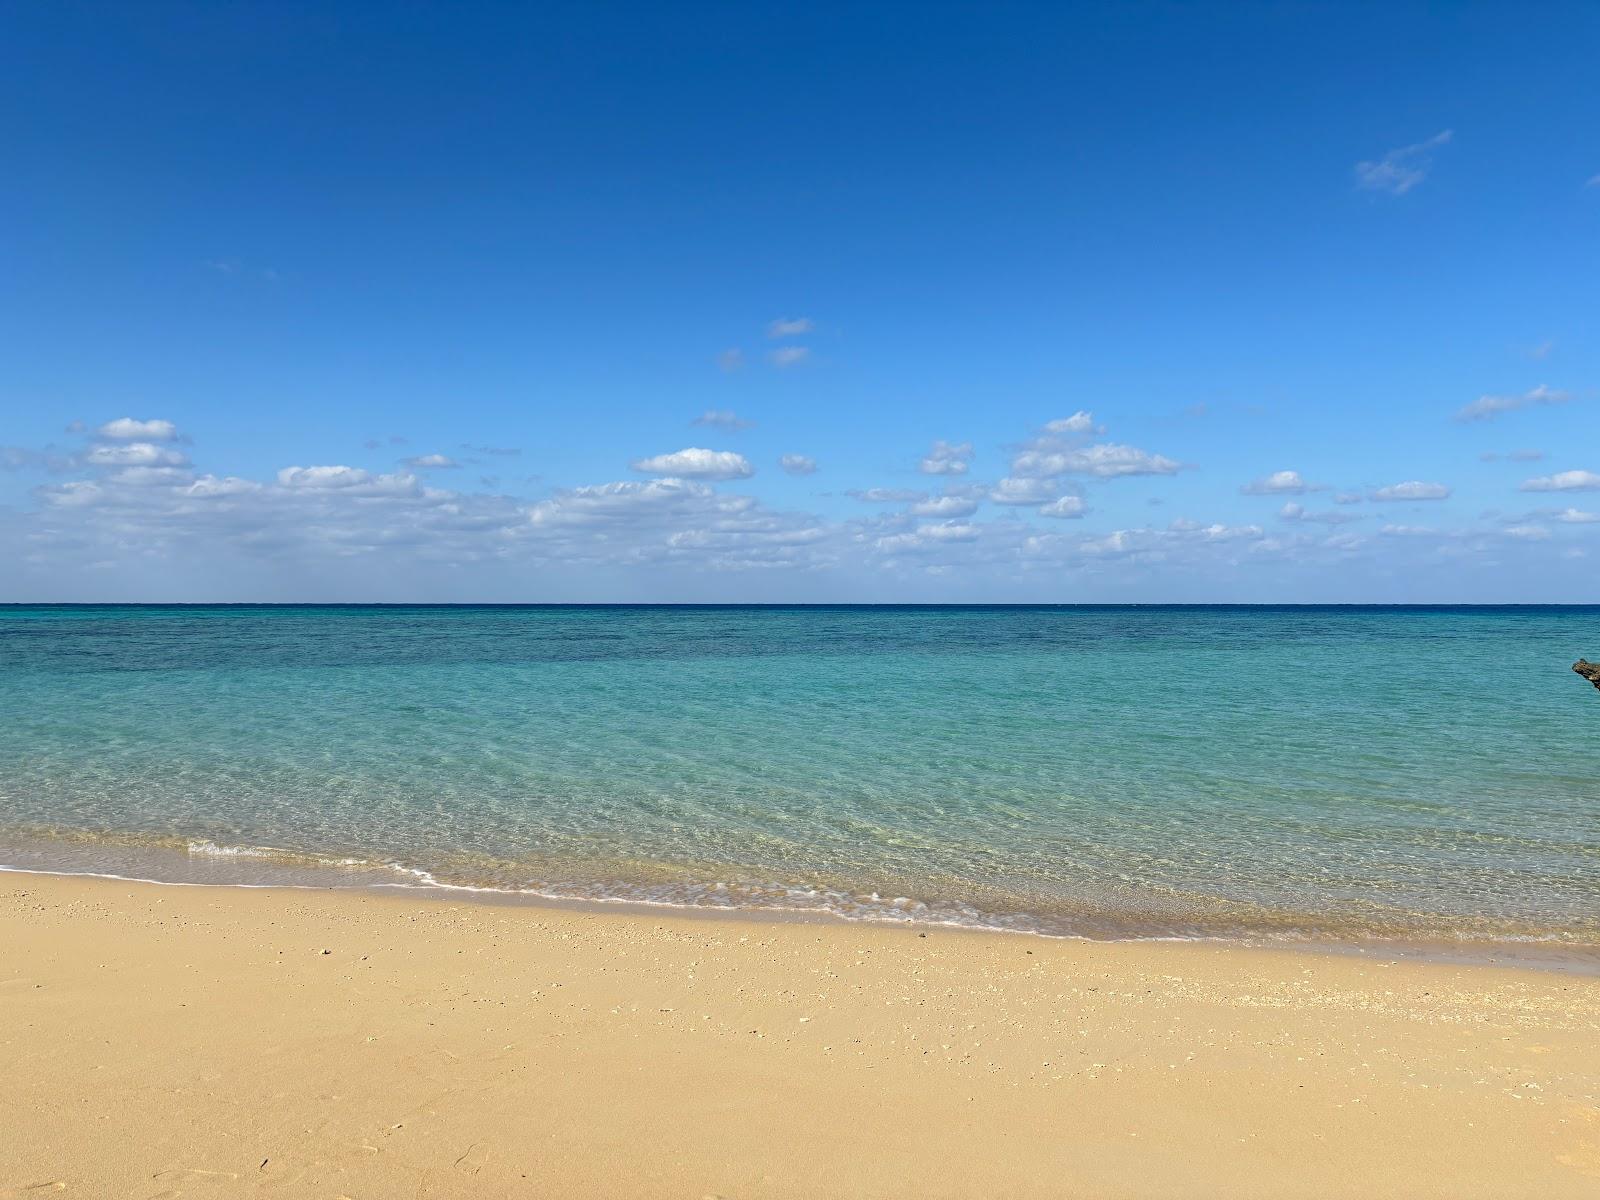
[187,839,273,859]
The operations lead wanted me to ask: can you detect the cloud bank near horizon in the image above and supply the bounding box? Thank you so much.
[2,406,1594,602]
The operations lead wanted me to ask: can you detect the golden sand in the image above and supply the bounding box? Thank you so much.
[2,872,1597,1198]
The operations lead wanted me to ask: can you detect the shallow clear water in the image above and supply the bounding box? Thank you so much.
[2,604,1597,952]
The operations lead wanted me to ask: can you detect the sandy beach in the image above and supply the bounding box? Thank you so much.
[2,873,1598,1199]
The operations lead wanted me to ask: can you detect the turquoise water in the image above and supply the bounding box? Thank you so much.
[2,604,1597,953]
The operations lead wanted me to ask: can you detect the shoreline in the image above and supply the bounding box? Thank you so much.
[6,871,1599,1197]
[5,828,1600,977]
[5,858,1600,980]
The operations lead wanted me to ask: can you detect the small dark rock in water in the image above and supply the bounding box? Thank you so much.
[1575,660,1600,691]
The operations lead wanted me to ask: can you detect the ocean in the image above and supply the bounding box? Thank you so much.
[2,604,1596,959]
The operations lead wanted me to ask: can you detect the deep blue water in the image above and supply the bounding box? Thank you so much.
[2,604,1597,949]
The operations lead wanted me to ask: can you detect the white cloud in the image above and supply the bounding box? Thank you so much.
[185,474,262,498]
[910,494,980,518]
[1242,469,1309,495]
[988,477,1059,506]
[630,448,754,481]
[919,440,974,476]
[1043,411,1102,435]
[278,465,374,489]
[717,348,744,372]
[12,409,1590,601]
[36,480,104,507]
[97,417,179,441]
[692,409,754,431]
[1074,521,1264,560]
[402,454,461,469]
[84,442,189,468]
[1280,502,1362,525]
[8,428,843,586]
[769,347,810,368]
[767,317,813,338]
[1370,480,1451,501]
[1165,518,1264,541]
[108,466,193,487]
[1011,442,1180,479]
[529,478,739,525]
[918,521,980,542]
[1038,495,1087,519]
[277,465,421,495]
[1454,385,1570,423]
[1520,469,1600,493]
[1354,130,1452,196]
[778,454,817,476]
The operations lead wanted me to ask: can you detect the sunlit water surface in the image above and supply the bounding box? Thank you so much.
[2,605,1596,959]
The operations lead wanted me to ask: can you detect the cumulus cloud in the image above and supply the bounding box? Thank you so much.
[528,478,735,525]
[277,465,421,496]
[1370,480,1451,501]
[919,440,974,476]
[767,317,813,338]
[769,347,810,368]
[1354,130,1452,195]
[278,465,374,489]
[1280,502,1362,525]
[97,417,179,441]
[917,521,980,542]
[1242,470,1310,495]
[1454,385,1570,423]
[988,477,1060,506]
[1043,411,1103,435]
[184,474,261,497]
[108,466,193,487]
[1001,413,1183,492]
[778,454,817,476]
[523,479,829,572]
[1520,469,1600,493]
[9,413,1588,601]
[402,454,461,469]
[1039,495,1087,519]
[1072,521,1265,561]
[630,448,754,481]
[692,410,754,431]
[84,442,189,468]
[1166,519,1264,541]
[910,494,980,518]
[1011,442,1180,479]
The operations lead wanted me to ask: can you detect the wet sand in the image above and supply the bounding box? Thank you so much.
[3,872,1598,1198]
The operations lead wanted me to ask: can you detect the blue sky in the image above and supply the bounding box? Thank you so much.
[2,1,1597,601]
